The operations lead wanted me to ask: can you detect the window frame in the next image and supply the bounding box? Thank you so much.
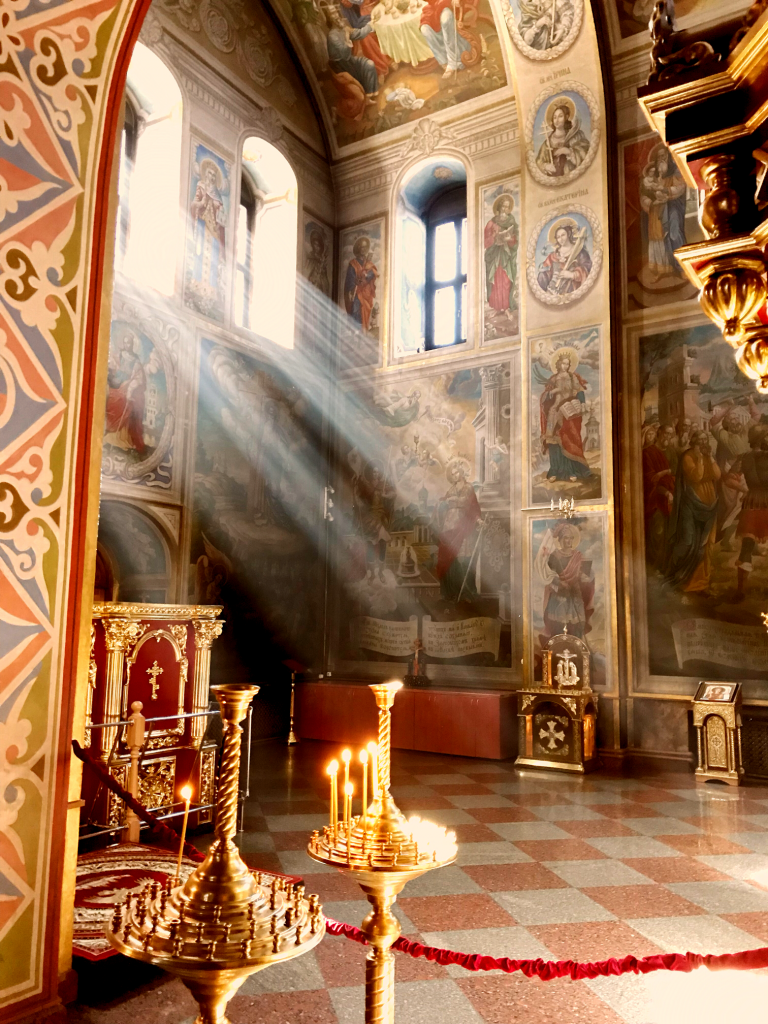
[424,210,467,350]
[115,95,139,272]
[236,174,257,330]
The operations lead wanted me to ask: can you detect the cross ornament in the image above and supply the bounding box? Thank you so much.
[146,660,164,700]
[554,648,580,688]
[539,719,566,751]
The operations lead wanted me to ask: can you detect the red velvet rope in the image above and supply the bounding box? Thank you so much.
[324,917,768,981]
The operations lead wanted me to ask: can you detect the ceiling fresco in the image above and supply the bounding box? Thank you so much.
[272,0,508,149]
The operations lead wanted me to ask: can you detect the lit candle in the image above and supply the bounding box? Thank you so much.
[359,749,368,829]
[342,748,351,801]
[344,781,353,824]
[328,760,339,830]
[175,784,193,884]
[367,741,378,800]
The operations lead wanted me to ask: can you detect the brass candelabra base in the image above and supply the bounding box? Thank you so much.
[106,683,325,1024]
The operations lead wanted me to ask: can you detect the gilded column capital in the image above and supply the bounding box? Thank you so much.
[192,619,224,649]
[103,619,148,653]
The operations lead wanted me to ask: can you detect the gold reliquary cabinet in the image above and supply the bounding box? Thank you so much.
[692,681,744,785]
[516,630,599,774]
[639,0,768,393]
[83,603,224,834]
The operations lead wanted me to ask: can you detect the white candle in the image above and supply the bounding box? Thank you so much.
[175,785,193,884]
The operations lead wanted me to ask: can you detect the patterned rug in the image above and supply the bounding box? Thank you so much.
[73,844,198,961]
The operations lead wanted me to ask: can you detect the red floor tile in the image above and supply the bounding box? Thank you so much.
[271,831,318,851]
[619,789,684,804]
[260,800,327,815]
[300,872,362,901]
[511,792,574,807]
[466,772,516,783]
[397,796,455,812]
[720,912,768,943]
[658,835,753,856]
[425,783,494,795]
[463,863,568,891]
[228,989,338,1023]
[513,839,608,862]
[582,885,706,918]
[400,893,516,931]
[560,820,638,838]
[315,930,445,987]
[471,806,539,823]
[453,823,507,844]
[527,921,665,961]
[682,815,764,833]
[457,974,625,1024]
[620,857,731,883]
[593,802,662,819]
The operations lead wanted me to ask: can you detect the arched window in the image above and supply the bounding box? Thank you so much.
[395,157,468,356]
[115,42,182,296]
[236,175,258,329]
[238,137,298,349]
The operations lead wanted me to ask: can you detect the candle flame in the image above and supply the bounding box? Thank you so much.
[342,748,351,763]
[181,785,193,801]
[345,782,354,795]
[359,749,368,763]
[328,760,339,775]
[367,741,378,754]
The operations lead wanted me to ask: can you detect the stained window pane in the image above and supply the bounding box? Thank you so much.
[433,286,455,347]
[434,221,456,282]
[460,217,467,277]
[460,281,467,340]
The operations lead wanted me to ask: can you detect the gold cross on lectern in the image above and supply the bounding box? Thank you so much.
[146,660,164,700]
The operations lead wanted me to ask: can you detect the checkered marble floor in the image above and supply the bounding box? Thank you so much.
[69,742,768,1024]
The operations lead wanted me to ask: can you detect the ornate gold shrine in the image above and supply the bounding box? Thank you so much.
[516,630,599,774]
[83,603,224,833]
[692,681,744,785]
[638,0,768,393]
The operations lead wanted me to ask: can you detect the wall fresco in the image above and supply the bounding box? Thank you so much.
[339,218,384,370]
[102,305,177,489]
[530,513,608,686]
[279,0,506,148]
[192,340,323,673]
[502,0,583,59]
[480,179,520,345]
[623,137,701,312]
[530,325,602,505]
[184,141,231,322]
[639,324,768,679]
[527,205,603,307]
[335,363,512,670]
[524,81,600,188]
[302,213,333,298]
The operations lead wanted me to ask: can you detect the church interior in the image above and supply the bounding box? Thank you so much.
[11,0,768,1020]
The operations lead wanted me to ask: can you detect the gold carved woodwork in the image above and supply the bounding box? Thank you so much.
[692,684,744,785]
[190,618,225,743]
[107,764,129,828]
[138,757,176,810]
[198,746,216,824]
[94,602,221,620]
[100,619,149,759]
[85,624,97,748]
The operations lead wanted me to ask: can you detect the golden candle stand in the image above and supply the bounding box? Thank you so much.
[105,684,325,1024]
[308,681,457,1024]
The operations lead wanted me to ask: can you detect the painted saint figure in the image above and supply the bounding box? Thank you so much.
[305,229,331,296]
[434,458,481,602]
[539,348,591,482]
[326,6,379,121]
[420,0,474,76]
[537,521,594,640]
[639,144,687,282]
[190,160,227,297]
[517,0,575,50]
[484,193,518,320]
[536,98,590,178]
[642,422,675,571]
[537,219,592,297]
[344,235,379,332]
[353,461,395,582]
[104,331,148,455]
[729,424,768,600]
[664,430,721,595]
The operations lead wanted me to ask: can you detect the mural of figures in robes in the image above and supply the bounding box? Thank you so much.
[526,84,599,187]
[286,0,506,146]
[302,214,333,297]
[339,218,384,370]
[624,139,700,311]
[638,324,768,680]
[335,363,511,669]
[528,207,602,307]
[531,514,607,686]
[530,327,602,504]
[503,0,583,60]
[102,313,175,488]
[184,143,230,321]
[481,181,520,343]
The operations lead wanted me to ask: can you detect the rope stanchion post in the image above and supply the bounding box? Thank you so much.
[307,681,457,1024]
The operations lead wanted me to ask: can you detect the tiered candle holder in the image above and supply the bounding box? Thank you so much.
[106,684,325,1024]
[308,681,457,1024]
